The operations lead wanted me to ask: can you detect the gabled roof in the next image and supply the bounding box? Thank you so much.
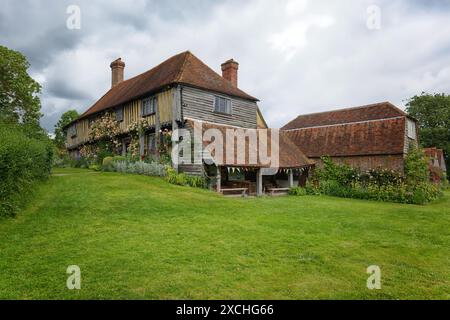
[186,119,313,169]
[282,102,409,130]
[284,117,406,157]
[79,51,258,121]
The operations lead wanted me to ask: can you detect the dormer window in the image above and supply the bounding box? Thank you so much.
[115,107,124,122]
[214,96,231,114]
[142,96,157,116]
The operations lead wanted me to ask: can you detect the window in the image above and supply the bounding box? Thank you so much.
[115,107,124,122]
[68,125,77,138]
[214,96,232,114]
[407,119,416,139]
[148,133,156,154]
[142,96,157,116]
[88,118,95,128]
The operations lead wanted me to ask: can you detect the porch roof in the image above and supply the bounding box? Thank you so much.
[185,119,313,169]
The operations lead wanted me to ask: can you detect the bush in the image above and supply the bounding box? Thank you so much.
[108,160,167,177]
[102,156,114,171]
[317,157,358,185]
[89,164,101,171]
[72,157,89,168]
[102,156,128,172]
[165,167,207,189]
[0,124,53,217]
[309,152,442,204]
[405,144,430,185]
[289,187,307,196]
[410,182,441,204]
[186,175,208,188]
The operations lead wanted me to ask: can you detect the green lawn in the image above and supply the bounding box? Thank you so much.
[0,168,449,299]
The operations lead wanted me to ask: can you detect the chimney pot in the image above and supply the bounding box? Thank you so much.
[221,59,239,87]
[110,58,125,88]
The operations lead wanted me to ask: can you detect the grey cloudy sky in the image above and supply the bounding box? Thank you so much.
[1,0,449,133]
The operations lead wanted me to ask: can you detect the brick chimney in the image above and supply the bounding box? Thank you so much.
[110,58,125,88]
[221,59,239,87]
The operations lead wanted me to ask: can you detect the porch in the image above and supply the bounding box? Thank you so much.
[209,165,311,197]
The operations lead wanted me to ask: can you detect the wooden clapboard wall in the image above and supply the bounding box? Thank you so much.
[181,86,258,129]
[158,89,173,125]
[66,119,89,149]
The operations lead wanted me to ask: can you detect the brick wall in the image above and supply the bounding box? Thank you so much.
[312,154,405,172]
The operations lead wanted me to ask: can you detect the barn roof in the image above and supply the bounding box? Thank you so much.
[283,117,407,157]
[282,102,409,130]
[75,51,258,123]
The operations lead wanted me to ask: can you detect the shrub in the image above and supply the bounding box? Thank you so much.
[165,167,207,189]
[89,164,101,171]
[102,155,127,171]
[289,187,307,196]
[72,157,89,168]
[410,182,441,204]
[113,155,126,163]
[359,168,404,187]
[317,157,358,185]
[109,160,167,177]
[405,144,430,185]
[0,124,53,217]
[309,151,442,204]
[304,181,320,195]
[102,156,114,171]
[186,175,208,188]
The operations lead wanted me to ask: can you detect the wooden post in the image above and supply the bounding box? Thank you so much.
[122,139,126,156]
[155,97,161,162]
[256,168,263,196]
[216,166,221,193]
[139,133,145,159]
[288,169,294,188]
[171,86,181,173]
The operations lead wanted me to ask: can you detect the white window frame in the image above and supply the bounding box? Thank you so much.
[213,95,232,115]
[407,119,416,139]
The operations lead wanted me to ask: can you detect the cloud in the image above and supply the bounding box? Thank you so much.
[0,0,449,133]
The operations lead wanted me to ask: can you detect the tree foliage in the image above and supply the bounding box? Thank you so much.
[0,45,42,127]
[406,92,450,179]
[54,109,79,149]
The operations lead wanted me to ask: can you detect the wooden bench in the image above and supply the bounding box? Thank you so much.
[266,187,290,196]
[220,188,248,197]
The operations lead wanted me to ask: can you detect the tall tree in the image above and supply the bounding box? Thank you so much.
[406,92,450,178]
[0,45,42,126]
[54,110,79,149]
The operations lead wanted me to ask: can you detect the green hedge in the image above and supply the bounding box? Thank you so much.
[0,125,53,217]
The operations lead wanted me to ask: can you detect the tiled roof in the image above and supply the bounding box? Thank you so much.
[283,117,406,157]
[282,102,408,130]
[79,51,258,120]
[186,119,313,168]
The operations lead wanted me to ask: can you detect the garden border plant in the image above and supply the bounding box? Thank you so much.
[290,145,442,205]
